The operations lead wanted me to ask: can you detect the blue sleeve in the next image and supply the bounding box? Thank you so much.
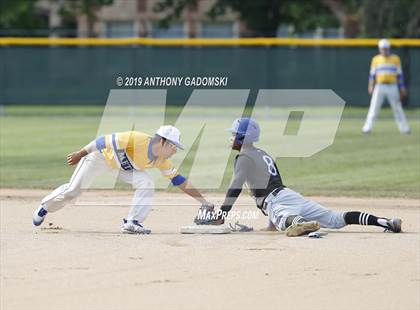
[171,175,186,186]
[95,136,106,151]
[397,74,405,88]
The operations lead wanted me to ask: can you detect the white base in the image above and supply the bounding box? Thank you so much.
[180,225,231,234]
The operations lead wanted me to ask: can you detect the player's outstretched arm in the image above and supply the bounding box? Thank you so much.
[177,179,209,205]
[176,179,220,225]
[66,138,98,166]
[67,149,88,166]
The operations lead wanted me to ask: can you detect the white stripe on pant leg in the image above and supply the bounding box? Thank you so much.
[365,214,370,225]
[359,213,363,225]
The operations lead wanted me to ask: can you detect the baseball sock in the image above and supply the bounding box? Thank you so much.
[344,211,389,228]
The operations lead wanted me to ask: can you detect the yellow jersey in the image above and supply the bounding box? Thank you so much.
[95,131,184,183]
[369,54,405,87]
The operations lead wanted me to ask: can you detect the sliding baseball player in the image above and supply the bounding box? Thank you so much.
[196,118,402,236]
[33,125,213,234]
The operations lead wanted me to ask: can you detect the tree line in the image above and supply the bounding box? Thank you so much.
[1,0,419,38]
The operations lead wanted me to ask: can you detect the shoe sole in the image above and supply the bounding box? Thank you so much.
[392,218,402,233]
[286,221,320,237]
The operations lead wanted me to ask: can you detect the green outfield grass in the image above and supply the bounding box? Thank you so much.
[0,105,419,198]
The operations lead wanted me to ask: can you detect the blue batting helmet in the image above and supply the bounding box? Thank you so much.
[228,118,260,145]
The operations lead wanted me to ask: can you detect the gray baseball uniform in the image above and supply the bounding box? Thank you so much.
[221,145,346,231]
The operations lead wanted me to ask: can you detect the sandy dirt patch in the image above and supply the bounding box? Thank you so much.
[1,189,419,310]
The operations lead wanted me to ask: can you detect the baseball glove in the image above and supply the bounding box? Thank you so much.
[194,202,220,225]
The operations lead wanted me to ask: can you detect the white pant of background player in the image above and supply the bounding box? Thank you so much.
[363,83,410,133]
[40,151,154,223]
[265,188,346,231]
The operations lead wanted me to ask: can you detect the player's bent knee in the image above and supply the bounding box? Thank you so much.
[324,211,346,229]
[61,184,82,199]
[65,188,82,199]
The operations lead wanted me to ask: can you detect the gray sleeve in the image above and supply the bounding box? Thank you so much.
[220,155,254,213]
[230,155,253,190]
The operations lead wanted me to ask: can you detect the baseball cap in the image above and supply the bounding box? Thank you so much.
[156,125,184,150]
[378,39,391,49]
[227,118,260,144]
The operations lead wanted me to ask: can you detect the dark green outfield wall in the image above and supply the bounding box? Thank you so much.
[0,46,419,106]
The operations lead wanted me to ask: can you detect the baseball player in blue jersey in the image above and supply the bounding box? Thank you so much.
[196,118,402,236]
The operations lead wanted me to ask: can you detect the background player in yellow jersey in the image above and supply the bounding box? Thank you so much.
[32,125,213,234]
[363,39,410,134]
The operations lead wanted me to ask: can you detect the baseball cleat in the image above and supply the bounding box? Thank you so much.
[285,220,320,237]
[33,206,48,226]
[384,218,402,233]
[121,219,151,234]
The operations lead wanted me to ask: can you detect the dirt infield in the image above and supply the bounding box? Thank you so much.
[1,189,419,310]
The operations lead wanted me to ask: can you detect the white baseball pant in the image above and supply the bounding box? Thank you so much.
[363,84,410,133]
[40,151,154,223]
